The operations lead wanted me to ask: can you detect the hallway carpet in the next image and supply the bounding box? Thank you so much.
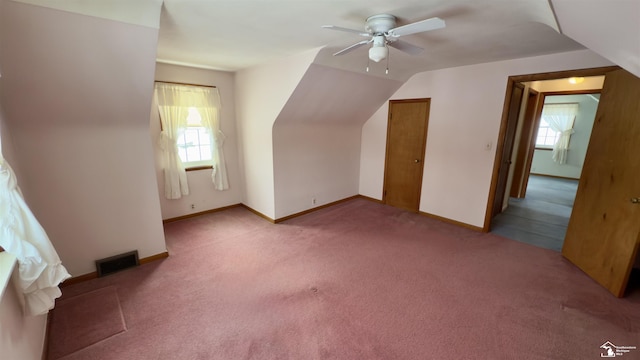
[49,198,640,359]
[491,175,579,251]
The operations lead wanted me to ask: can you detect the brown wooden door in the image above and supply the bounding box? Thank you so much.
[492,83,524,217]
[562,69,640,297]
[383,99,430,212]
[510,89,539,198]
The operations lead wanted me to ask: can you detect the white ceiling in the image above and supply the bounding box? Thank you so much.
[157,0,585,77]
[551,0,640,78]
[11,0,588,78]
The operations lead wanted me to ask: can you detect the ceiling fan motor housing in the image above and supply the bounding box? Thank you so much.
[365,14,397,35]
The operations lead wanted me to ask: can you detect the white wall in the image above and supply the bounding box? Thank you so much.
[273,64,402,219]
[273,123,361,218]
[0,84,17,169]
[0,2,166,276]
[360,49,612,227]
[530,94,599,179]
[0,4,47,358]
[152,63,242,219]
[235,48,319,219]
[0,12,45,354]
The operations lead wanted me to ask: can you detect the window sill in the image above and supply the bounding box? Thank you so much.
[186,165,213,172]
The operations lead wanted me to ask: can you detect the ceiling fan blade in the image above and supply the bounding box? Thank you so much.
[332,39,371,56]
[387,17,445,38]
[388,39,424,55]
[322,25,370,37]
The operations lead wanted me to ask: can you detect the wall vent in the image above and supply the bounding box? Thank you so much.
[95,250,139,277]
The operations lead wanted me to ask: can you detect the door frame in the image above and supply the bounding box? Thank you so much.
[483,65,620,232]
[492,83,525,218]
[382,98,430,212]
[512,89,603,199]
[509,88,539,198]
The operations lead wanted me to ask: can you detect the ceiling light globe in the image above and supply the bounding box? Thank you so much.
[568,77,585,84]
[369,46,388,63]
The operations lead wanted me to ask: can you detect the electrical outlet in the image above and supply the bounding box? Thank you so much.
[312,198,317,205]
[191,204,195,209]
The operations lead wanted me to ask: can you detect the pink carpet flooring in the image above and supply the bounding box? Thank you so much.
[49,286,126,358]
[49,198,640,359]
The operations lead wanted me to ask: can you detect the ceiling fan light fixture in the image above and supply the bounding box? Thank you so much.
[324,13,445,68]
[369,46,388,62]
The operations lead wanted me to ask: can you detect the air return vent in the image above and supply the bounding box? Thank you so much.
[95,250,139,277]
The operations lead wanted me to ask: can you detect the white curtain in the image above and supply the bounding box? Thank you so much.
[198,88,229,190]
[156,84,190,199]
[0,158,71,316]
[542,103,579,164]
[155,83,229,194]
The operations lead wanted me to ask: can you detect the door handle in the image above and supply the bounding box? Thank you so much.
[631,198,640,204]
[414,159,420,163]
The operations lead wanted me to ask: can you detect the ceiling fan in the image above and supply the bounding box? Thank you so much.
[323,14,445,65]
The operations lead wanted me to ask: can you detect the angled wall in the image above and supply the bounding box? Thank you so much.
[273,64,403,218]
[235,48,319,219]
[0,1,166,276]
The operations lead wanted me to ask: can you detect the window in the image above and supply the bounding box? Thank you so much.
[535,103,578,149]
[176,107,212,168]
[535,118,563,148]
[155,82,229,199]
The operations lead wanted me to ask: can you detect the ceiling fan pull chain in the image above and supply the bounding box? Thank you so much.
[385,47,390,75]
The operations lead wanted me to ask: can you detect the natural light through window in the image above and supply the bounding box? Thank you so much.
[536,103,578,149]
[536,118,561,147]
[176,107,212,166]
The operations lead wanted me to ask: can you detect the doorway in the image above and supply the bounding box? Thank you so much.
[484,66,617,232]
[491,89,602,251]
[487,66,640,297]
[383,99,430,212]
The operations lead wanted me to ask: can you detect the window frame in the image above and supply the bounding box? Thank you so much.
[534,101,581,151]
[175,122,214,170]
[155,81,218,171]
[535,114,575,150]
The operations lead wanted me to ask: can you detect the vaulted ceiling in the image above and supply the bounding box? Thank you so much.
[8,0,640,81]
[156,0,583,78]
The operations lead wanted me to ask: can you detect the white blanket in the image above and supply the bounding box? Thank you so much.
[0,159,70,316]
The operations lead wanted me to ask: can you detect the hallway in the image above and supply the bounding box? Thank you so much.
[491,175,579,252]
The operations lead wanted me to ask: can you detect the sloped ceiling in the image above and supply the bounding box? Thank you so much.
[10,0,638,80]
[551,0,640,78]
[17,0,582,80]
[275,64,403,125]
[156,0,584,81]
[10,0,163,28]
[0,1,161,128]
